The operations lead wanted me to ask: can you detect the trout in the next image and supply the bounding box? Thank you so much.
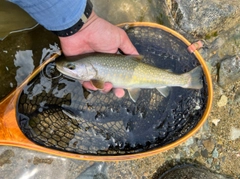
[55,53,203,102]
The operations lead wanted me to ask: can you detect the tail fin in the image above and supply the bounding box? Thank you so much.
[183,66,203,89]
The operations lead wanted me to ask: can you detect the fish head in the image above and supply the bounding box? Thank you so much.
[55,58,97,81]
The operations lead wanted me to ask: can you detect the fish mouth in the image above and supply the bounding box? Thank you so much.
[55,60,79,80]
[55,63,64,74]
[55,58,67,73]
[55,60,69,76]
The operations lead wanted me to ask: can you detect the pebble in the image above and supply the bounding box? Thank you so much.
[207,158,213,165]
[217,95,228,107]
[202,139,215,153]
[230,127,240,140]
[201,149,209,158]
[211,119,221,126]
[185,137,194,146]
[212,148,219,158]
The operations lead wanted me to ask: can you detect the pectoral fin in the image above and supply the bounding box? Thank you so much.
[127,55,144,61]
[134,55,144,61]
[90,80,105,90]
[156,87,170,97]
[128,88,141,102]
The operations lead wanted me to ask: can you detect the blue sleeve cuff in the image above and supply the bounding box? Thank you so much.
[9,0,87,31]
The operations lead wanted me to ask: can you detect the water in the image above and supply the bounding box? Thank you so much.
[0,1,37,40]
[16,25,208,155]
[0,0,169,101]
[0,25,59,100]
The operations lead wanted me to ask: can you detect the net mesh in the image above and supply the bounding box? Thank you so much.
[17,25,208,155]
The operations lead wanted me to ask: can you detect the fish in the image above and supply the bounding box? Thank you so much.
[55,53,203,102]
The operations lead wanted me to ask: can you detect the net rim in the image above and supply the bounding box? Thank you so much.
[0,22,213,161]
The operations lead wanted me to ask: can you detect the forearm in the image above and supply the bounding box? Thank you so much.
[9,0,87,31]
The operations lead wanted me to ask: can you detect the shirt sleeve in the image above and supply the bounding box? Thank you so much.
[9,0,87,31]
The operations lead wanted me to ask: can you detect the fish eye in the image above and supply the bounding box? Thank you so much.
[66,63,76,70]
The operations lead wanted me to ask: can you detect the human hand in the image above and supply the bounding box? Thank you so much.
[58,11,139,98]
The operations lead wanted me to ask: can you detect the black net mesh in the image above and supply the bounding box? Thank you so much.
[17,25,208,155]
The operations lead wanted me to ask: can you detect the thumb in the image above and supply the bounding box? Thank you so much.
[118,30,139,55]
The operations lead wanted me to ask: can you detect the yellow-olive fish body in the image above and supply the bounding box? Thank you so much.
[55,53,203,102]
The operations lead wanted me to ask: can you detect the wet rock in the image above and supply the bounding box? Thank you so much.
[218,56,240,88]
[165,0,240,38]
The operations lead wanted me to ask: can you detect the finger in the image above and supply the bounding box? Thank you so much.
[82,81,98,90]
[119,29,139,55]
[101,82,113,93]
[113,88,125,98]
